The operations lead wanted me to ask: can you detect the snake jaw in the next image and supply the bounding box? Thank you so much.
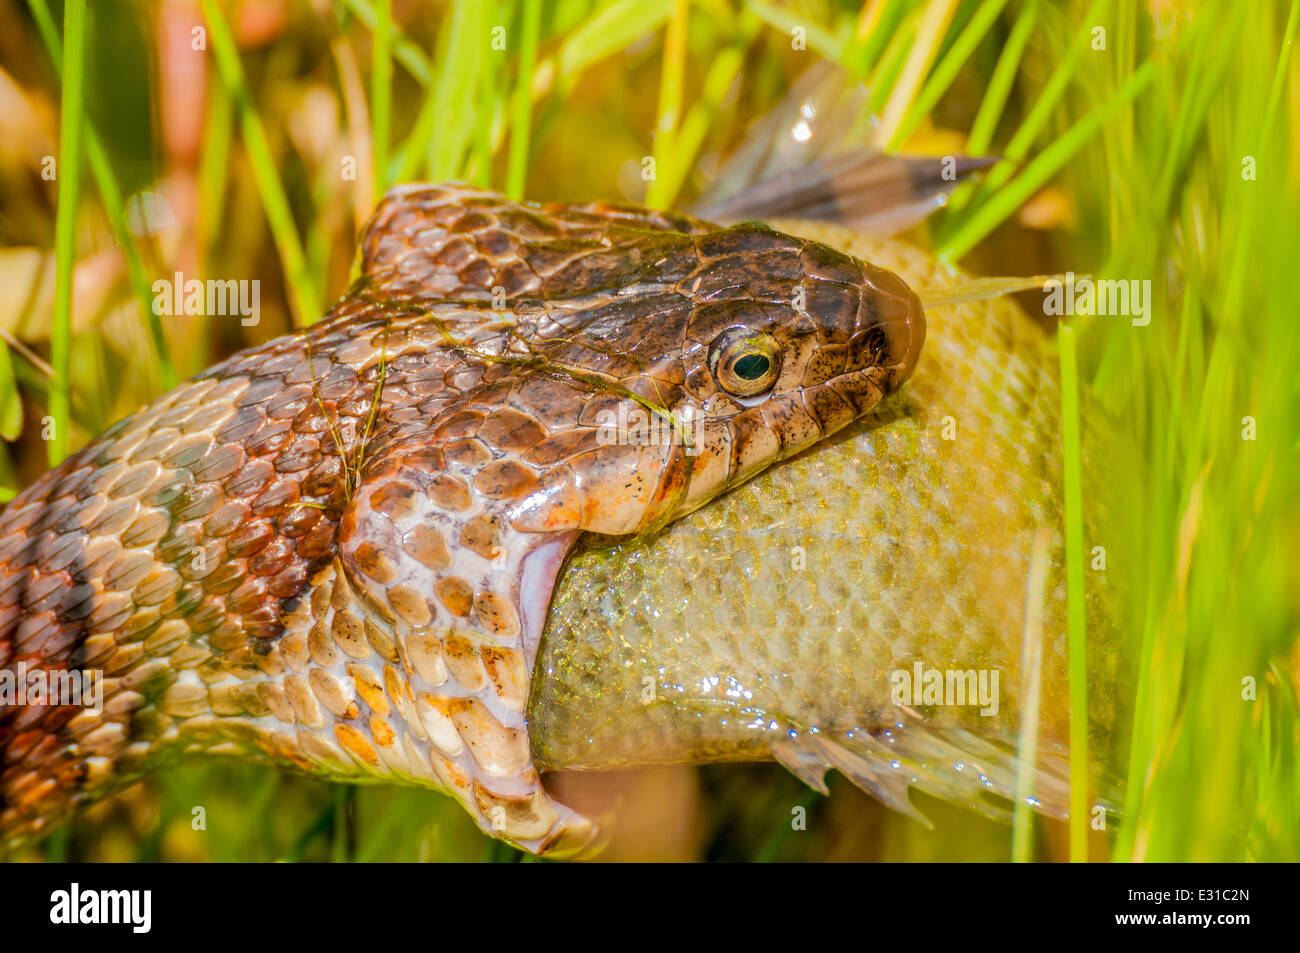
[517,531,580,675]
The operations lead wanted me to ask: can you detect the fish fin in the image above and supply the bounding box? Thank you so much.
[769,737,831,796]
[692,151,997,236]
[772,720,1082,826]
[811,733,935,827]
[916,274,1076,308]
[690,61,996,234]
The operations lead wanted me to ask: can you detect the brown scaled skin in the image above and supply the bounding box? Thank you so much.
[0,184,923,856]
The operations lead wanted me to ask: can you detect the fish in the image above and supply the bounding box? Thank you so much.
[533,224,1134,827]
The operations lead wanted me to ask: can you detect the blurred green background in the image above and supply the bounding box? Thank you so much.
[0,0,1296,860]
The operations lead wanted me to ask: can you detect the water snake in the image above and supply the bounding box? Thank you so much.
[0,184,927,857]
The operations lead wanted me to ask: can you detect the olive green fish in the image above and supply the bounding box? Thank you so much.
[533,225,1133,826]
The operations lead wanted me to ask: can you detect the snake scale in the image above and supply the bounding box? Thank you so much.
[0,184,925,857]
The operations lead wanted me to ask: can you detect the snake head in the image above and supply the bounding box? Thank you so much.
[667,222,926,515]
[515,218,925,534]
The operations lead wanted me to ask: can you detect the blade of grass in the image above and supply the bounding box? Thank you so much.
[754,787,821,862]
[944,0,1110,232]
[469,0,509,187]
[938,55,1157,262]
[330,785,356,862]
[371,0,393,199]
[888,0,1010,150]
[331,35,375,231]
[47,0,87,465]
[744,0,847,63]
[506,0,543,198]
[547,0,673,97]
[1057,320,1089,861]
[438,0,486,179]
[508,0,672,156]
[1150,0,1237,221]
[865,19,916,116]
[198,77,233,281]
[875,0,961,148]
[1011,528,1052,863]
[970,0,1039,155]
[411,0,484,181]
[30,0,178,390]
[1219,0,1298,320]
[848,0,911,75]
[645,0,689,208]
[201,0,321,325]
[339,0,432,86]
[653,36,751,206]
[943,0,1039,218]
[0,342,21,442]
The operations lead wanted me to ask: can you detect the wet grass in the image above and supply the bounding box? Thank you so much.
[5,0,1297,861]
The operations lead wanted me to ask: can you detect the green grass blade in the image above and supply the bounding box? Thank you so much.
[1057,321,1089,861]
[848,0,911,75]
[744,0,847,62]
[469,0,507,187]
[866,20,916,116]
[201,0,321,325]
[941,0,1040,218]
[506,0,543,198]
[198,77,233,277]
[967,0,1039,155]
[653,37,751,206]
[30,0,177,390]
[422,0,485,180]
[371,0,393,198]
[946,0,1110,227]
[938,56,1156,262]
[340,0,433,86]
[0,342,22,442]
[887,0,1010,150]
[553,0,674,89]
[47,0,87,465]
[1219,0,1298,320]
[1012,529,1052,863]
[645,0,689,208]
[875,0,962,149]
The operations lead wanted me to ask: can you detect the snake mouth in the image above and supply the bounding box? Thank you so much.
[857,265,926,393]
[517,530,581,674]
[890,285,926,389]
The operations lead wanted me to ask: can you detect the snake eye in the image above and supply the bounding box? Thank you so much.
[708,328,782,397]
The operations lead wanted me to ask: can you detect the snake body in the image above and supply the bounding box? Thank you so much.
[0,184,923,856]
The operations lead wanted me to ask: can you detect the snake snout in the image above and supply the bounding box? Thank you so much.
[856,264,927,392]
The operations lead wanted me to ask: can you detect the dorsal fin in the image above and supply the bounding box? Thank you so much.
[691,62,996,235]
